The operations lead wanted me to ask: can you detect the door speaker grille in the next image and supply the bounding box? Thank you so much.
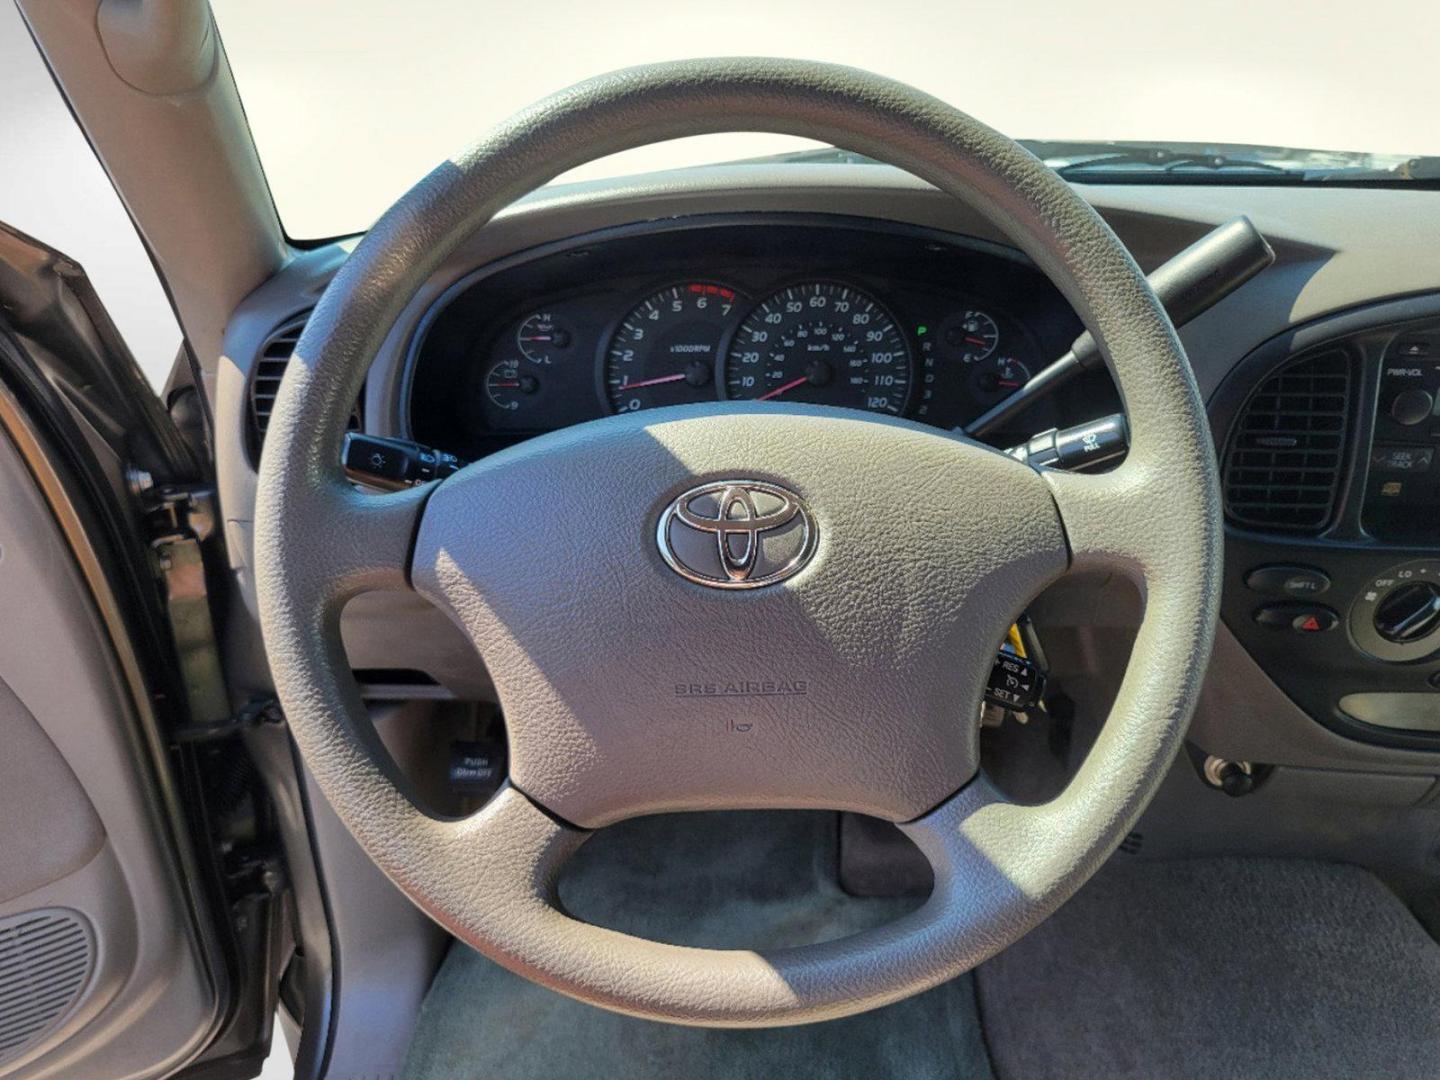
[0,909,94,1066]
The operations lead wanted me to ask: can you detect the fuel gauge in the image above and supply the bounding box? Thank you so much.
[945,310,1000,362]
[485,358,541,412]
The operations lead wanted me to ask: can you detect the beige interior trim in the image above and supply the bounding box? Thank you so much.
[15,0,289,386]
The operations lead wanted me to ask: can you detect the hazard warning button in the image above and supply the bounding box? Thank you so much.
[1253,604,1339,633]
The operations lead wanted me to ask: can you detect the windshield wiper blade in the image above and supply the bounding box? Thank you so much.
[1052,148,1293,179]
[712,141,1433,185]
[1395,156,1440,180]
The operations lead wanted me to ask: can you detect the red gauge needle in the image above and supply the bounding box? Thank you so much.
[757,375,809,401]
[619,372,689,391]
[966,336,988,346]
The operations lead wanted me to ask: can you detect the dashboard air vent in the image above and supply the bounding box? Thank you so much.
[1223,349,1352,533]
[248,312,361,460]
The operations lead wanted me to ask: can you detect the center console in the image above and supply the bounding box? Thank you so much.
[1212,297,1440,750]
[1365,328,1440,540]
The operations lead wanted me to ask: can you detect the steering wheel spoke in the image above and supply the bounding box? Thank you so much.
[281,478,434,607]
[1041,460,1165,576]
[324,482,433,597]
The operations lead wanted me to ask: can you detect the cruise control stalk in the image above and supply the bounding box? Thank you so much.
[964,215,1275,438]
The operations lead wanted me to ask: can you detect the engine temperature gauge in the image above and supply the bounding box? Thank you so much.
[969,355,1031,405]
[485,358,541,412]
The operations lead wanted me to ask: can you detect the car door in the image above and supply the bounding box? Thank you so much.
[0,221,278,1079]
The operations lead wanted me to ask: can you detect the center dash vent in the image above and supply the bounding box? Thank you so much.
[1222,349,1352,533]
[247,312,361,461]
[0,909,94,1067]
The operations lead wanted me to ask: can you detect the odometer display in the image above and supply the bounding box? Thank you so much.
[724,282,911,414]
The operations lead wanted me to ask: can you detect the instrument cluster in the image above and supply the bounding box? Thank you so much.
[408,219,1113,458]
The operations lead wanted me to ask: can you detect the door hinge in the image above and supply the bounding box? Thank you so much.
[142,482,231,732]
[172,696,283,744]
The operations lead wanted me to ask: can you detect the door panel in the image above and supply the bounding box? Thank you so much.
[0,680,104,905]
[0,412,225,1078]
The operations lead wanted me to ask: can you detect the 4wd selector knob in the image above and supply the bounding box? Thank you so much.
[1349,561,1440,662]
[1374,582,1440,643]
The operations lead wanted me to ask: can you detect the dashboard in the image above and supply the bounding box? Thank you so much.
[206,169,1440,1043]
[404,218,1116,459]
[191,159,1440,1072]
[218,169,1440,791]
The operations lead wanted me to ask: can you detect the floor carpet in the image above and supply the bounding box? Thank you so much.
[402,810,992,1080]
[404,812,1440,1080]
[977,857,1440,1079]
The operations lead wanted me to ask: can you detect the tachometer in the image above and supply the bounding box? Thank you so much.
[723,282,911,414]
[602,282,741,413]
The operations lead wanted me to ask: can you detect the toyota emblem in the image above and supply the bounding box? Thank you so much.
[656,480,817,589]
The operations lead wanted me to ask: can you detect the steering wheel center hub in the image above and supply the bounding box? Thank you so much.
[411,405,1067,827]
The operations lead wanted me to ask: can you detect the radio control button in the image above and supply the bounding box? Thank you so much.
[1391,388,1436,426]
[1390,337,1434,358]
[1371,445,1434,472]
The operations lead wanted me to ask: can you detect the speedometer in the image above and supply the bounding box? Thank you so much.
[723,282,911,414]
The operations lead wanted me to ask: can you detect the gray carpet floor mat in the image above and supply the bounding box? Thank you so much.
[403,814,1440,1080]
[977,857,1440,1080]
[402,810,992,1079]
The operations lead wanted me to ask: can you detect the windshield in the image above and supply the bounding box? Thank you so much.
[213,0,1440,239]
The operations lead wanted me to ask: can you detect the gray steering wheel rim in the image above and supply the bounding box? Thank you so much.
[254,58,1221,1027]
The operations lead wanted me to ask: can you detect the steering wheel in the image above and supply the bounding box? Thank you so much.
[255,59,1220,1027]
